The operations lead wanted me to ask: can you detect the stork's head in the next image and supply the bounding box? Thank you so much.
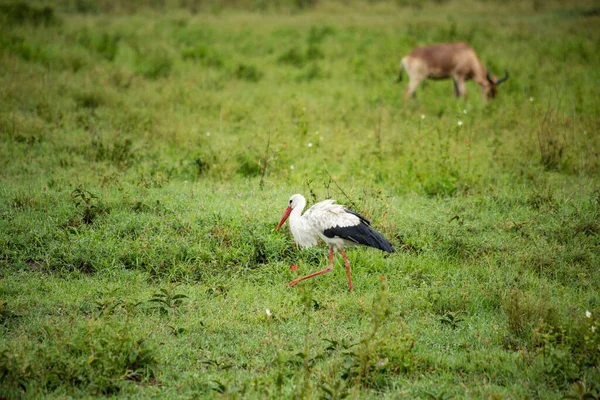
[276,194,305,231]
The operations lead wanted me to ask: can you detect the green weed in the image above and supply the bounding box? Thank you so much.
[71,186,107,225]
[148,286,189,314]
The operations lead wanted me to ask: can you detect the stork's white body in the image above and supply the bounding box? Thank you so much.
[289,198,361,250]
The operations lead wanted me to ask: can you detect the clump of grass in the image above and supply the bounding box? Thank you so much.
[0,319,157,396]
[70,0,101,13]
[9,191,38,210]
[135,46,173,80]
[277,26,328,69]
[277,47,305,67]
[502,288,559,345]
[91,137,136,167]
[429,285,468,321]
[422,174,458,198]
[516,308,600,391]
[0,2,57,27]
[236,151,262,177]
[181,44,223,67]
[76,28,121,62]
[296,63,325,82]
[0,34,49,65]
[537,108,567,171]
[193,150,214,177]
[74,90,107,111]
[0,300,20,326]
[319,278,415,394]
[233,63,263,82]
[527,184,555,210]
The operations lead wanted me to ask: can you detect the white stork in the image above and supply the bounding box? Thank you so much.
[276,194,394,291]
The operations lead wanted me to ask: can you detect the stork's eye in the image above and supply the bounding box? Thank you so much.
[289,200,292,204]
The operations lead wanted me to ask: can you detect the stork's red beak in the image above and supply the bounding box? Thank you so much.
[276,206,292,231]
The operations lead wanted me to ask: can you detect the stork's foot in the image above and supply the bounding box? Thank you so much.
[288,279,300,287]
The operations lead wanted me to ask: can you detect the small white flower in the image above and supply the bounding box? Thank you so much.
[586,310,592,318]
[463,109,467,114]
[206,131,211,136]
[420,114,425,120]
[265,309,272,317]
[592,326,596,333]
[457,121,463,126]
[529,97,534,102]
[290,165,295,170]
[307,142,313,147]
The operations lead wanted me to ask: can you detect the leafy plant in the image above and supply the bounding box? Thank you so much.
[148,287,189,314]
[563,381,599,400]
[440,311,463,329]
[71,186,107,224]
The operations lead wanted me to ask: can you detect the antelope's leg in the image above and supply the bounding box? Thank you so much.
[404,78,422,100]
[454,77,467,98]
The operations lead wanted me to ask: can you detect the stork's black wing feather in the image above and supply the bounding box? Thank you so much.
[343,209,371,226]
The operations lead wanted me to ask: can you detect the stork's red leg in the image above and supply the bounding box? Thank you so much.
[288,247,335,287]
[340,249,353,292]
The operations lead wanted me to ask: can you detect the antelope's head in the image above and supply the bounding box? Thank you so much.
[485,70,510,99]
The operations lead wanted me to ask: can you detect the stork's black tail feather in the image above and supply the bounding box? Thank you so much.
[323,220,395,253]
[363,225,395,253]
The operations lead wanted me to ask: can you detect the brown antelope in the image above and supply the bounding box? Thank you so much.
[397,42,509,101]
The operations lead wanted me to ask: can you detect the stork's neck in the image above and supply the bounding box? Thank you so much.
[289,196,306,224]
[288,195,317,248]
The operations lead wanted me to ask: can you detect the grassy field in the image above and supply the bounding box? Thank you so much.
[1,0,599,398]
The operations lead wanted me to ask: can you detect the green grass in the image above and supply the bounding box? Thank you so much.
[1,0,599,398]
